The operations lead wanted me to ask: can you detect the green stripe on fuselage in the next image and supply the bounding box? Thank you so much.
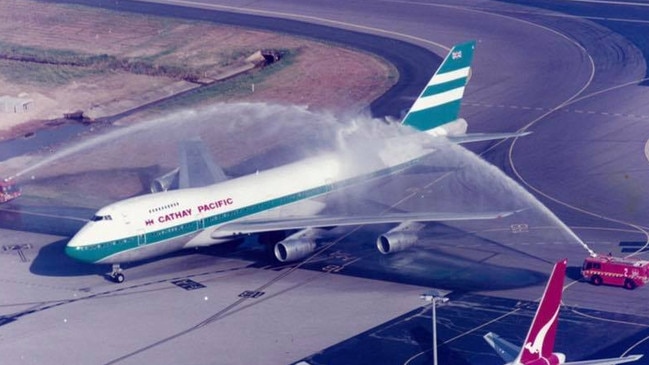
[65,236,140,263]
[66,157,422,264]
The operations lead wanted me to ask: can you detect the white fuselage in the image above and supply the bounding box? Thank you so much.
[66,132,434,264]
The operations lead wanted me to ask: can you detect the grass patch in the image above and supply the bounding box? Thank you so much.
[0,60,104,86]
[148,49,296,111]
[0,41,204,82]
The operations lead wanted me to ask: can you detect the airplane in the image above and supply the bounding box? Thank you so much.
[483,259,643,365]
[66,40,526,283]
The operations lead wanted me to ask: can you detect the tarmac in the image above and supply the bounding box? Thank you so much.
[2,0,649,364]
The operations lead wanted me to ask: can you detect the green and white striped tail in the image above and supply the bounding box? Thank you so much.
[402,41,475,133]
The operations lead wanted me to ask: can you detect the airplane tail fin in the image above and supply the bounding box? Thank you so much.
[401,41,475,133]
[485,259,643,365]
[516,259,567,364]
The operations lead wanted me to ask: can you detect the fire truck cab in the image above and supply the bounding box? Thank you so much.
[582,254,649,290]
[0,179,21,203]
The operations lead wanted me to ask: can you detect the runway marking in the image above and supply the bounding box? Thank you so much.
[171,278,205,291]
[238,290,265,299]
[510,223,529,233]
[2,244,32,263]
[465,102,649,120]
[507,75,649,259]
[569,307,649,328]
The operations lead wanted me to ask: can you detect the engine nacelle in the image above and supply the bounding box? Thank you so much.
[274,239,316,262]
[150,168,180,193]
[377,232,418,254]
[376,221,424,254]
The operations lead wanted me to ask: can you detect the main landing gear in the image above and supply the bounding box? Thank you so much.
[109,264,125,283]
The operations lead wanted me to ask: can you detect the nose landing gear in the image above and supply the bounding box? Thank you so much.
[108,264,125,283]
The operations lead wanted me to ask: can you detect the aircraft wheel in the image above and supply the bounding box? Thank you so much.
[113,273,125,284]
[591,275,603,286]
[624,279,636,290]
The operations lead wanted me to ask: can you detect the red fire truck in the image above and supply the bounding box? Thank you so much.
[582,254,649,290]
[0,179,21,203]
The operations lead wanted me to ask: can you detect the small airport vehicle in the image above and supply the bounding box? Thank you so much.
[581,254,649,290]
[0,178,21,203]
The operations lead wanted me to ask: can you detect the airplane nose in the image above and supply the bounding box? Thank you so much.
[65,239,90,262]
[65,243,81,260]
[65,229,96,263]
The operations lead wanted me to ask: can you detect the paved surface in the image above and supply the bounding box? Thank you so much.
[2,0,649,364]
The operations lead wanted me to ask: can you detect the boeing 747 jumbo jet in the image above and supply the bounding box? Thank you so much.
[484,259,642,365]
[66,41,524,283]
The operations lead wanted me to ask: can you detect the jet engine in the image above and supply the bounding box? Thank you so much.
[273,228,319,262]
[274,239,316,262]
[150,168,180,193]
[376,221,425,254]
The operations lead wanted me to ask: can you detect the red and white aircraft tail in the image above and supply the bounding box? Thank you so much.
[484,259,643,365]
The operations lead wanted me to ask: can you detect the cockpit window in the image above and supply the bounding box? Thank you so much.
[91,215,113,221]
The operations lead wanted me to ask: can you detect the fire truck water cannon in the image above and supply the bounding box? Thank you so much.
[0,178,21,203]
[582,253,649,290]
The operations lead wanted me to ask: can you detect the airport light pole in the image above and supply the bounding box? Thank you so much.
[420,290,449,365]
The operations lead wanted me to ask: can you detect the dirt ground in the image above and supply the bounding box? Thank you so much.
[0,0,396,140]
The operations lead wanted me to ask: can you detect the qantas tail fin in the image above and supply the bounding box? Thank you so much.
[401,41,474,133]
[515,259,567,364]
[484,259,643,365]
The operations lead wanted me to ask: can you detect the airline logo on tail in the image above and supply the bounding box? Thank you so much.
[402,41,475,132]
[517,259,566,363]
[523,305,560,356]
[484,259,643,365]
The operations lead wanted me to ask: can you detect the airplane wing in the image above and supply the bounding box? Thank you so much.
[217,210,517,234]
[483,332,520,363]
[178,138,228,189]
[446,131,531,144]
[563,354,643,365]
